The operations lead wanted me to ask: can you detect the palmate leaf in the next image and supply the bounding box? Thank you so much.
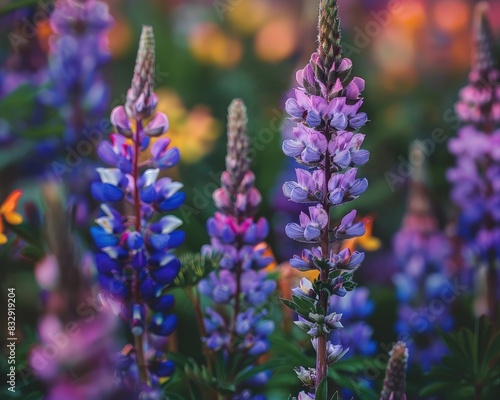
[232,358,284,385]
[420,316,500,398]
[174,252,222,288]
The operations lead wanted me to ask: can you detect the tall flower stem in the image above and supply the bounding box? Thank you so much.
[281,0,370,396]
[132,120,149,385]
[317,126,333,387]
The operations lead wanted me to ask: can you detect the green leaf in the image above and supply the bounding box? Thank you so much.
[233,358,284,385]
[315,377,329,400]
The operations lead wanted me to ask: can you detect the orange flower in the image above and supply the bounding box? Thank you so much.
[342,215,381,253]
[0,190,23,245]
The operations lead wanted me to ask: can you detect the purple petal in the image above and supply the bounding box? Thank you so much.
[110,106,133,137]
[283,140,304,157]
[285,98,304,119]
[285,223,304,240]
[331,113,348,130]
[351,149,370,165]
[97,141,119,166]
[303,225,321,241]
[145,112,169,137]
[349,113,368,129]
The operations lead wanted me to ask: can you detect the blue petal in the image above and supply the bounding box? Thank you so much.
[149,234,171,251]
[90,226,119,248]
[158,192,185,211]
[95,252,121,274]
[149,313,177,336]
[149,295,175,313]
[141,185,156,204]
[150,258,181,284]
[91,182,123,202]
[168,231,185,248]
[154,360,175,377]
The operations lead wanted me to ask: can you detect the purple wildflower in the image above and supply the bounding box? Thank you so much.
[41,0,112,142]
[379,342,408,400]
[198,99,276,397]
[90,26,183,394]
[30,185,123,400]
[281,0,370,393]
[394,141,454,370]
[447,2,500,323]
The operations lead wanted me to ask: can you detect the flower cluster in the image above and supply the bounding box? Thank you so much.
[393,142,453,370]
[30,185,123,400]
[41,0,112,142]
[198,99,276,397]
[379,342,408,400]
[90,26,183,394]
[447,5,500,258]
[282,0,370,393]
[447,3,500,321]
[329,287,376,357]
[0,190,23,245]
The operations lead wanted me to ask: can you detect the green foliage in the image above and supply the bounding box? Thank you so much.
[174,252,222,288]
[420,316,500,399]
[166,351,284,398]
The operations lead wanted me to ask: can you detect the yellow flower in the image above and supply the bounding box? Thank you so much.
[0,190,23,245]
[188,23,242,69]
[153,89,221,164]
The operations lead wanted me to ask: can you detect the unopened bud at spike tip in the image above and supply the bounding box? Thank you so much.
[473,2,495,73]
[125,25,157,120]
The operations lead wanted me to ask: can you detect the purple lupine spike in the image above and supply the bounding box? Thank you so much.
[379,342,408,400]
[394,141,453,370]
[447,2,500,324]
[199,99,276,397]
[281,0,371,393]
[90,26,184,396]
[43,0,112,142]
[30,185,123,400]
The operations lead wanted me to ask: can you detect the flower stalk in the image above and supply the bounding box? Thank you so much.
[198,99,276,398]
[447,2,500,325]
[281,0,370,394]
[91,26,184,396]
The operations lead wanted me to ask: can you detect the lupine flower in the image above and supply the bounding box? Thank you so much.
[198,99,276,397]
[379,342,408,400]
[393,141,453,370]
[281,0,370,392]
[329,287,376,357]
[41,0,112,142]
[90,26,184,395]
[447,2,500,322]
[0,190,23,245]
[30,184,122,400]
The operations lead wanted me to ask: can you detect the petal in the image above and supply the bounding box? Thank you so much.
[144,112,169,137]
[285,223,304,240]
[157,148,180,168]
[96,168,122,185]
[110,106,133,137]
[282,140,304,157]
[304,225,321,241]
[151,137,171,159]
[0,190,22,217]
[158,192,186,211]
[97,141,119,166]
[156,215,183,234]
